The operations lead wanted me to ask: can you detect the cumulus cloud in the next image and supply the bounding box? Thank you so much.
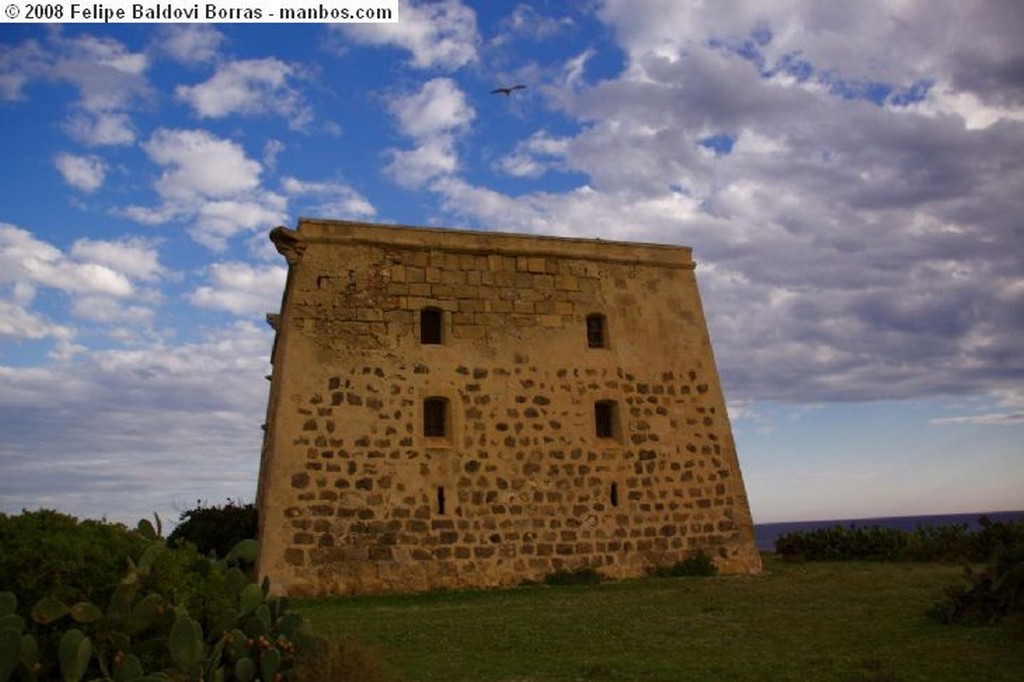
[0,38,48,101]
[55,153,107,192]
[0,226,174,354]
[0,321,273,525]
[69,236,167,282]
[0,31,151,145]
[0,300,75,342]
[124,128,286,250]
[281,177,377,219]
[175,58,312,128]
[189,262,287,316]
[337,0,479,70]
[144,128,262,200]
[495,131,570,178]
[0,224,133,298]
[191,196,289,251]
[154,25,224,64]
[386,139,462,189]
[384,78,475,188]
[422,1,1024,406]
[389,77,475,138]
[599,0,1024,128]
[496,4,574,43]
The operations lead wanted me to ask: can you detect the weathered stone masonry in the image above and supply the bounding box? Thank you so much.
[257,218,761,596]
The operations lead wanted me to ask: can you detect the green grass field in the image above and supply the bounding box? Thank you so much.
[297,555,1024,681]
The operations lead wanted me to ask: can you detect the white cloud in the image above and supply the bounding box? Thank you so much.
[124,129,287,250]
[120,204,181,226]
[144,128,262,201]
[0,224,133,298]
[8,32,152,146]
[388,77,474,138]
[263,139,285,170]
[0,38,48,101]
[929,391,1024,426]
[55,153,107,192]
[496,131,569,178]
[383,78,474,189]
[69,237,167,282]
[0,321,273,525]
[337,0,479,70]
[190,196,289,251]
[898,82,1024,130]
[154,25,224,64]
[386,137,461,189]
[71,34,148,76]
[497,4,573,43]
[281,177,377,218]
[930,413,1024,426]
[598,0,1024,129]
[0,226,172,351]
[69,295,156,327]
[175,59,311,128]
[189,262,287,316]
[64,111,136,147]
[0,300,75,342]
[415,1,1024,406]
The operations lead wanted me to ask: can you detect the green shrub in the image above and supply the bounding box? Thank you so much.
[0,516,314,681]
[970,516,1024,562]
[651,551,719,577]
[168,499,258,559]
[543,567,603,586]
[775,525,907,561]
[928,530,1024,625]
[0,509,148,610]
[775,518,1024,563]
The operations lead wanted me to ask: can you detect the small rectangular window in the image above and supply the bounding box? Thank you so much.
[586,314,606,348]
[595,400,616,439]
[420,308,442,344]
[424,397,448,437]
[437,486,446,515]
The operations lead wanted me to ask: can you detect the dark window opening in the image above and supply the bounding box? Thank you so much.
[610,482,619,507]
[420,308,443,344]
[586,313,607,348]
[595,400,616,439]
[424,397,448,438]
[437,486,446,515]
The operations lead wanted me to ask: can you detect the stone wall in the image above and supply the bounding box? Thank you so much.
[257,219,761,596]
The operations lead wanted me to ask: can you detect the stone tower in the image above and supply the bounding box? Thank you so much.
[256,218,761,596]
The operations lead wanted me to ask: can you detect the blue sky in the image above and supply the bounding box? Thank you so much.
[1,1,1022,526]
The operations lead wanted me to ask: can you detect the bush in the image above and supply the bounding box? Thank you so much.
[775,525,907,561]
[928,524,1024,625]
[774,517,1024,563]
[543,567,603,586]
[0,509,148,610]
[168,499,258,558]
[651,551,719,577]
[0,516,313,681]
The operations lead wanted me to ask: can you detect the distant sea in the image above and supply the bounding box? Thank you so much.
[753,510,1024,553]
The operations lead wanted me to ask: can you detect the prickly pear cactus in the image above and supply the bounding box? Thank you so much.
[3,517,313,681]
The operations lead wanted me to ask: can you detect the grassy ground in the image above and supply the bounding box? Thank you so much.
[297,555,1024,681]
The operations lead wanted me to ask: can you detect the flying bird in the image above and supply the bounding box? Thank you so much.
[491,84,526,96]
